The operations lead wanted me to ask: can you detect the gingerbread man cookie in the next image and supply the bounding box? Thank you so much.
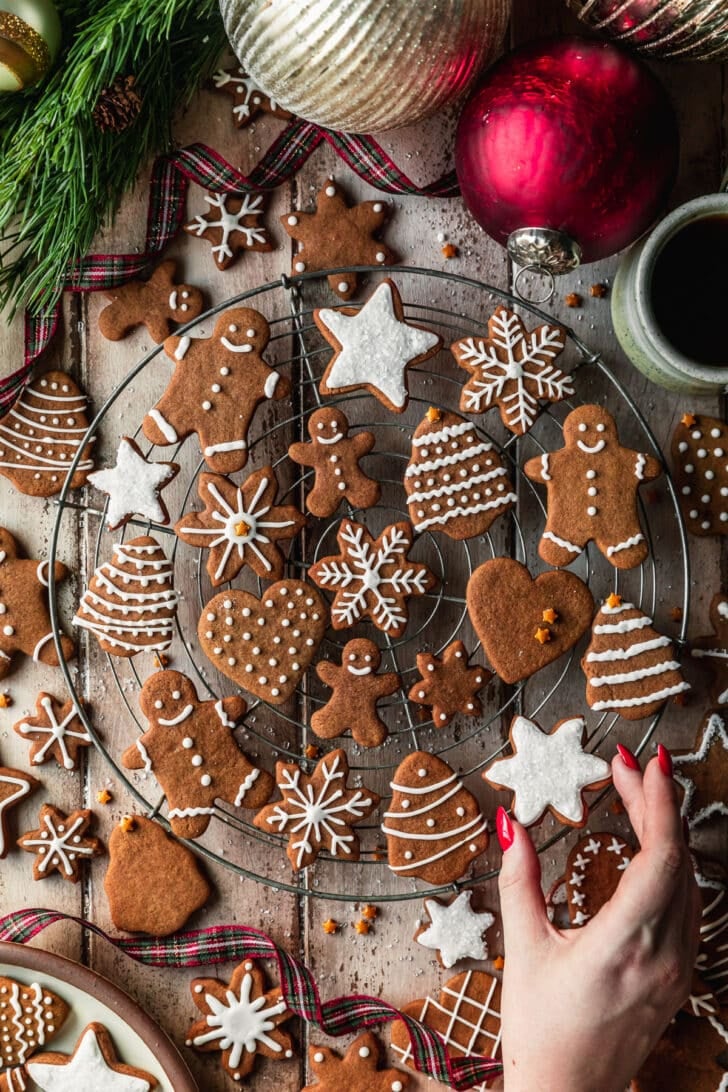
[524,405,661,569]
[0,761,40,859]
[211,65,292,128]
[121,670,273,840]
[97,260,204,343]
[288,407,380,517]
[142,307,290,475]
[691,592,728,704]
[0,527,75,680]
[311,639,400,748]
[184,192,272,270]
[408,640,490,728]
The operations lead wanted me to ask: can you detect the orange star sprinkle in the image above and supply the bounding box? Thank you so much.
[681,413,697,427]
[305,743,320,760]
[360,904,378,920]
[154,653,169,669]
[441,243,458,259]
[534,626,551,644]
[0,692,11,709]
[119,815,137,833]
[542,607,559,624]
[670,606,684,623]
[605,593,623,609]
[493,955,505,970]
[234,520,251,537]
[96,789,113,805]
[354,919,371,935]
[426,406,442,423]
[322,918,339,935]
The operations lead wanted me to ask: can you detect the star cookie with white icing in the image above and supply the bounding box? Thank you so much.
[17,804,104,883]
[674,710,728,829]
[26,1022,157,1091]
[303,1031,409,1092]
[315,280,442,413]
[186,960,294,1083]
[13,691,93,770]
[414,890,495,969]
[482,715,612,828]
[88,437,179,531]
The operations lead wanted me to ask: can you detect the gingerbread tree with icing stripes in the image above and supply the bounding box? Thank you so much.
[582,596,689,721]
[73,535,178,659]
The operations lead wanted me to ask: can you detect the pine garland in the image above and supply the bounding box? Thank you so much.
[0,0,227,318]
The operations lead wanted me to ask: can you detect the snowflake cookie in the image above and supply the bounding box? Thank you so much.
[88,437,179,531]
[175,465,305,585]
[26,1022,158,1092]
[408,640,491,728]
[211,65,292,128]
[315,279,442,413]
[18,804,104,883]
[186,960,294,1083]
[303,1031,409,1092]
[414,890,495,969]
[451,306,572,436]
[482,715,612,828]
[253,749,380,870]
[184,192,272,270]
[309,518,436,637]
[13,691,93,770]
[674,710,728,829]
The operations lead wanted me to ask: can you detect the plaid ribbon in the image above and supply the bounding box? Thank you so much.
[0,907,501,1089]
[2,119,458,416]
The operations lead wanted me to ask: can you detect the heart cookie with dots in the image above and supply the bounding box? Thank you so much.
[198,581,328,704]
[672,413,728,536]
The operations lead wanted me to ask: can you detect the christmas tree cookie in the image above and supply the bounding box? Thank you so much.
[382,752,488,884]
[404,408,516,538]
[582,595,689,720]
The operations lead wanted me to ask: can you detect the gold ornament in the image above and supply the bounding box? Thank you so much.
[220,0,511,133]
[0,0,61,91]
[567,0,728,61]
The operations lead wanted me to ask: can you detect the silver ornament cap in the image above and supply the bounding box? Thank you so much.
[507,228,583,275]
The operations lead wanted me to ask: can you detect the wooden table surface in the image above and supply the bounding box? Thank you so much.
[1,1,726,1089]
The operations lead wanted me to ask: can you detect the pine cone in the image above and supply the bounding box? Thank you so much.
[93,75,142,133]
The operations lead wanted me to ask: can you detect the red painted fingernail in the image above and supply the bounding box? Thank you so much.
[496,806,515,852]
[657,743,673,778]
[617,743,640,771]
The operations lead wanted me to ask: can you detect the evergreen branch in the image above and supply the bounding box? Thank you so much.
[0,0,227,318]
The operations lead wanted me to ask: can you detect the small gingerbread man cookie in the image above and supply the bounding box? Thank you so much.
[98,260,205,343]
[311,638,400,748]
[142,307,290,475]
[288,408,380,517]
[524,404,661,569]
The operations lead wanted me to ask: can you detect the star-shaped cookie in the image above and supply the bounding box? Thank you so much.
[303,1031,409,1092]
[184,192,272,270]
[186,960,294,1083]
[26,1022,157,1091]
[175,466,306,585]
[482,715,612,828]
[409,640,491,728]
[0,760,39,858]
[18,804,104,882]
[674,710,728,828]
[309,518,436,637]
[282,178,396,300]
[415,890,495,969]
[315,280,442,413]
[87,437,179,530]
[13,691,93,770]
[253,749,380,870]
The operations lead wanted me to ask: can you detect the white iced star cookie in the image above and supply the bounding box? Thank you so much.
[26,1022,157,1091]
[483,715,612,828]
[415,890,495,969]
[88,437,179,530]
[314,279,442,413]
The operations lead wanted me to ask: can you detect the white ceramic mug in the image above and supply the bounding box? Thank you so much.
[612,192,728,393]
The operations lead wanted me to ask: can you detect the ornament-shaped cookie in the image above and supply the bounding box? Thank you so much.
[288,407,380,517]
[582,596,689,720]
[674,710,728,829]
[524,405,661,569]
[0,976,69,1066]
[382,752,488,885]
[404,408,516,538]
[691,592,728,705]
[311,639,400,748]
[97,259,204,342]
[672,412,728,536]
[73,536,178,658]
[0,371,95,497]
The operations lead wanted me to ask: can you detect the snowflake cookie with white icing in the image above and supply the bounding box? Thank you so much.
[13,691,93,770]
[184,192,272,270]
[482,715,612,828]
[414,890,495,969]
[17,804,104,883]
[26,1022,158,1091]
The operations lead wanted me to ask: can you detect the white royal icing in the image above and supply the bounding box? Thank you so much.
[191,969,287,1069]
[87,438,176,529]
[416,890,495,968]
[17,696,91,770]
[27,1023,153,1091]
[0,378,94,482]
[635,453,646,480]
[147,408,178,444]
[22,812,96,877]
[540,452,551,481]
[577,439,605,455]
[606,533,644,558]
[542,530,580,554]
[188,192,267,264]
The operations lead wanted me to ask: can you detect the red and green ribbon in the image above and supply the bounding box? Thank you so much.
[3,119,458,416]
[0,908,500,1089]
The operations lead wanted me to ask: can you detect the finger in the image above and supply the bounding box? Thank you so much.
[611,745,646,844]
[496,807,550,951]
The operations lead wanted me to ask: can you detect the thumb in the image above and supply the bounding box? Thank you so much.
[496,807,550,950]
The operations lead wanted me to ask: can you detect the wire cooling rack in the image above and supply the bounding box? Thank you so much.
[48,266,690,902]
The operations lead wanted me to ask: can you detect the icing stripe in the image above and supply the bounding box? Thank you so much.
[601,601,634,614]
[389,773,456,796]
[635,453,646,480]
[136,739,152,773]
[405,441,494,477]
[383,780,462,820]
[541,453,551,480]
[73,618,173,652]
[24,388,85,403]
[0,433,93,469]
[414,494,516,533]
[147,409,178,443]
[586,636,671,662]
[387,816,488,872]
[607,533,644,557]
[32,632,55,662]
[85,588,176,613]
[2,408,88,432]
[174,336,191,360]
[542,530,580,554]
[588,661,681,687]
[591,681,690,710]
[593,617,651,635]
[382,814,485,842]
[234,768,261,805]
[407,467,508,503]
[413,420,476,447]
[168,806,215,818]
[157,704,194,726]
[692,648,728,659]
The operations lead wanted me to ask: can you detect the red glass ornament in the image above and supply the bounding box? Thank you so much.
[455,37,679,267]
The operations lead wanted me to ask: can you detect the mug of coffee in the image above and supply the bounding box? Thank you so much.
[612,193,728,393]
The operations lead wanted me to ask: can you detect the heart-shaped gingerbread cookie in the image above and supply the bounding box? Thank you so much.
[466,559,594,683]
[198,580,328,704]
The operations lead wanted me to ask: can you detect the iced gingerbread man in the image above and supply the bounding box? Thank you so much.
[0,527,75,679]
[142,306,290,475]
[524,405,661,570]
[311,638,400,748]
[288,407,380,517]
[122,670,274,839]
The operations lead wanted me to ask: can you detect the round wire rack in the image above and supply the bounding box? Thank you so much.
[49,266,690,902]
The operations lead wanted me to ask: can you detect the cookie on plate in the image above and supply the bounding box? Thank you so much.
[27,1022,158,1091]
[0,976,69,1066]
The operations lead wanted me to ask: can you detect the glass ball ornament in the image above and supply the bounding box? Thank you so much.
[219,0,511,134]
[455,37,680,272]
[567,0,728,62]
[0,0,61,92]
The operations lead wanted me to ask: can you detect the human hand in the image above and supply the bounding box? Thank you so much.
[497,744,701,1092]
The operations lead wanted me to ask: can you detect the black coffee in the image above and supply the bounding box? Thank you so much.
[650,214,728,366]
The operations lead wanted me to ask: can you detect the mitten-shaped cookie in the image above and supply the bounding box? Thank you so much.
[121,670,273,839]
[0,527,75,679]
[311,639,400,748]
[524,405,661,569]
[98,260,204,342]
[288,407,380,517]
[142,307,290,475]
